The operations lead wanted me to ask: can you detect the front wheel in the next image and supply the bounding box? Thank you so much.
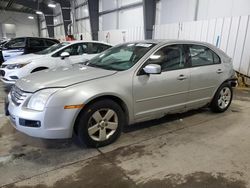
[210,83,233,113]
[76,99,124,147]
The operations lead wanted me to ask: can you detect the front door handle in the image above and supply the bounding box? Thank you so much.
[216,69,223,74]
[177,74,187,80]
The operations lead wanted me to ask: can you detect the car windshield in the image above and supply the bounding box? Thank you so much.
[87,42,156,71]
[35,42,70,55]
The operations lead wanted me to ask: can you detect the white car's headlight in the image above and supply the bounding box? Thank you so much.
[6,61,31,69]
[27,88,59,111]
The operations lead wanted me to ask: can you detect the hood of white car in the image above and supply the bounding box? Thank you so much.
[3,53,46,65]
[15,64,117,92]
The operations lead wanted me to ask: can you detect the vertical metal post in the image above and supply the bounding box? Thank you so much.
[88,0,99,40]
[143,0,156,39]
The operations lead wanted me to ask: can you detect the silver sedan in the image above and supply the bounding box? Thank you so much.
[6,40,237,147]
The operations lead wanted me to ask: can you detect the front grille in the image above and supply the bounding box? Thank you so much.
[10,85,28,106]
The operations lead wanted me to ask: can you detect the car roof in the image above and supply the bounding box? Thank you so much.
[66,40,113,46]
[127,39,216,46]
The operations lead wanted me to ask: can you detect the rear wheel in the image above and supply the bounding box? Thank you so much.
[211,82,233,113]
[76,99,124,147]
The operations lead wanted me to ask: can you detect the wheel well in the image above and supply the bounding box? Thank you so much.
[31,67,48,73]
[73,95,129,135]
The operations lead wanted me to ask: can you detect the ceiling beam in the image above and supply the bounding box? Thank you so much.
[5,0,15,10]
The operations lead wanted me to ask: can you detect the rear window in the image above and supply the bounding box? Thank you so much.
[189,45,221,67]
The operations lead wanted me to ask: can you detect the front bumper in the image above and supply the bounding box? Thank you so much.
[7,93,79,139]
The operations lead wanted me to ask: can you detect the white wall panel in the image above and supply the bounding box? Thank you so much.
[220,18,231,52]
[119,0,142,6]
[153,15,250,77]
[75,19,92,40]
[240,21,250,76]
[118,7,143,29]
[206,19,216,45]
[98,26,144,45]
[213,18,223,47]
[100,12,117,31]
[235,16,249,74]
[99,0,117,12]
[159,0,196,24]
[226,17,240,59]
[200,20,209,42]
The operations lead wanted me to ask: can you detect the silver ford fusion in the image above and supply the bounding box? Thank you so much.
[6,40,237,147]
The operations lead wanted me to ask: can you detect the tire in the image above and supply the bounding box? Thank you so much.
[76,99,124,147]
[210,82,233,113]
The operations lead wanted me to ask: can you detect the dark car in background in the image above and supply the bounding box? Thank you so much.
[0,37,59,65]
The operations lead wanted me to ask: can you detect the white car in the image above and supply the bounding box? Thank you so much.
[0,41,112,85]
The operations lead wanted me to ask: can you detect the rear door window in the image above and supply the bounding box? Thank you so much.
[28,38,46,47]
[188,45,221,67]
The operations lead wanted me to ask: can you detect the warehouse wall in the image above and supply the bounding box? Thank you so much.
[0,11,38,39]
[157,0,250,24]
[72,0,92,40]
[99,0,143,30]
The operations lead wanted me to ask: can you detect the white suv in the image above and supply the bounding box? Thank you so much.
[0,41,112,85]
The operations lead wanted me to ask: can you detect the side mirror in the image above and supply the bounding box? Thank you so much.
[143,64,161,74]
[60,52,70,60]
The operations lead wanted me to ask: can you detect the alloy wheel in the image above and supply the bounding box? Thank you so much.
[87,108,118,141]
[218,87,232,109]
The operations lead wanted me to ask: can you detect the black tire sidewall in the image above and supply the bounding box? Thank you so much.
[77,99,124,147]
[211,83,233,113]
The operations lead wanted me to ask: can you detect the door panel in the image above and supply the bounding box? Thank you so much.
[133,69,190,121]
[133,44,190,121]
[187,44,225,109]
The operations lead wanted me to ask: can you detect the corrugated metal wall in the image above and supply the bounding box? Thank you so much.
[154,15,250,77]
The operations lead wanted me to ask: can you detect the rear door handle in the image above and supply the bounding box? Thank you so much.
[216,69,223,74]
[177,74,187,80]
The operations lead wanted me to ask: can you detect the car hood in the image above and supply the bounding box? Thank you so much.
[2,53,45,65]
[16,65,117,92]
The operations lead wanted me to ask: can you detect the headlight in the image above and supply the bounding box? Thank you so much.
[6,61,31,69]
[27,88,59,111]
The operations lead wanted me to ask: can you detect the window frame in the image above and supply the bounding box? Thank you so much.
[187,44,221,68]
[137,44,190,75]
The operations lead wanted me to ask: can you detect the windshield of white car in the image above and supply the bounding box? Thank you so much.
[87,43,156,71]
[35,42,70,55]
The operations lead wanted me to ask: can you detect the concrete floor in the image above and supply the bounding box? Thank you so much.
[0,82,250,188]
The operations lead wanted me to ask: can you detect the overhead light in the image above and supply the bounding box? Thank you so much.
[28,16,34,19]
[48,3,56,8]
[36,11,43,15]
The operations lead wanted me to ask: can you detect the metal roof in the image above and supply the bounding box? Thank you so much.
[0,0,36,14]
